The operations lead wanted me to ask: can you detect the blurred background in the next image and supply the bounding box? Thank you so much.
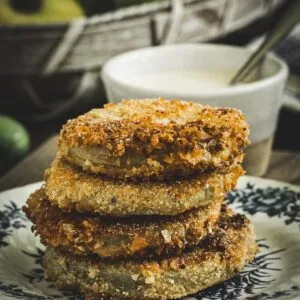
[0,0,299,177]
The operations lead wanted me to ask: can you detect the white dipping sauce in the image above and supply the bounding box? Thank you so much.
[131,69,237,93]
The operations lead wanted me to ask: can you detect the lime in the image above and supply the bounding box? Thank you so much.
[0,0,83,24]
[0,115,30,161]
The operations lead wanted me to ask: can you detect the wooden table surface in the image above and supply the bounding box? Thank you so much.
[0,135,300,192]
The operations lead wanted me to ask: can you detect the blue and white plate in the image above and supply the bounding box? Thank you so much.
[0,176,299,300]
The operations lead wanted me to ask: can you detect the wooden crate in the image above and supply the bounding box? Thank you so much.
[0,0,284,75]
[0,0,284,120]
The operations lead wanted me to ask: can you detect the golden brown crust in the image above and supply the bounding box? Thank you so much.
[44,158,243,216]
[43,208,258,300]
[23,188,222,258]
[58,98,249,181]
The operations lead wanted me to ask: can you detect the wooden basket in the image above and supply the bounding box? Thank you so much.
[0,0,284,120]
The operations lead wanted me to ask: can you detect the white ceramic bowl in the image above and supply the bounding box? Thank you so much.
[101,44,288,175]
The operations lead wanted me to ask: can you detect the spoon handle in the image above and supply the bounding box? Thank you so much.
[230,0,300,85]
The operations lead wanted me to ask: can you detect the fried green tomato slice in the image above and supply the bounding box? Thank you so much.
[43,158,243,216]
[58,98,249,181]
[23,188,222,258]
[43,207,258,300]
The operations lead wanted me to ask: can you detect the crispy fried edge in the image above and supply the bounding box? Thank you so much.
[23,188,222,258]
[43,208,258,300]
[44,158,243,215]
[58,99,249,180]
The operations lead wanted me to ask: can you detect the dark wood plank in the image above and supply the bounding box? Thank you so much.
[0,135,299,192]
[0,136,57,192]
[264,151,300,185]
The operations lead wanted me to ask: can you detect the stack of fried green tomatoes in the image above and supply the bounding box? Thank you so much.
[24,98,258,299]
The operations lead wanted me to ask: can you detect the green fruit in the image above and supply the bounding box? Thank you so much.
[0,115,30,161]
[0,0,83,24]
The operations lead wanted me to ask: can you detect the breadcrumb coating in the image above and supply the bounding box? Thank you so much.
[58,98,249,181]
[43,207,258,300]
[23,188,222,258]
[44,158,243,216]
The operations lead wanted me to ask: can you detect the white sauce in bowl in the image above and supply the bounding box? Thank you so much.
[131,69,237,93]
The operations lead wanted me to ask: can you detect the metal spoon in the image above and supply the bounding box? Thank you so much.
[230,0,300,85]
